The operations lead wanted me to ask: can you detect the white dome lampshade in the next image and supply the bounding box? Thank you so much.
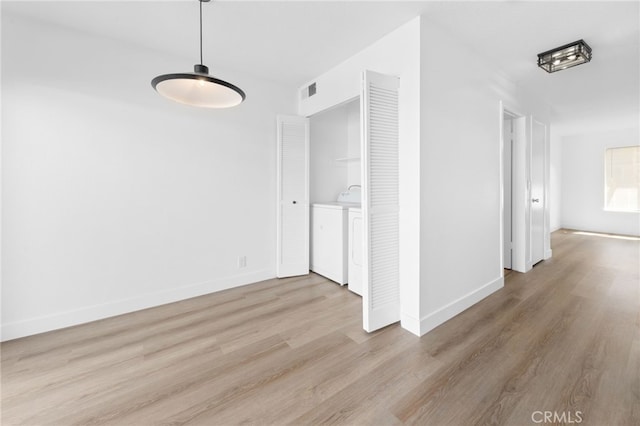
[152,65,246,108]
[151,0,245,108]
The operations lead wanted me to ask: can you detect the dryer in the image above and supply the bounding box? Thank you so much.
[348,207,363,296]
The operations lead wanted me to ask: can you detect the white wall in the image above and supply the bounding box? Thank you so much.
[560,127,640,236]
[298,17,422,334]
[298,16,557,337]
[1,15,296,340]
[309,101,358,203]
[418,18,552,334]
[346,101,361,188]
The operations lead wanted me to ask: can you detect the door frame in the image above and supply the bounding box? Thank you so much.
[500,102,529,273]
[500,102,552,274]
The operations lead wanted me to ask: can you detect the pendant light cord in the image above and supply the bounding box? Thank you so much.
[199,0,203,65]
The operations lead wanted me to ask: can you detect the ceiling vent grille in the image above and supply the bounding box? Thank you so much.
[300,82,317,100]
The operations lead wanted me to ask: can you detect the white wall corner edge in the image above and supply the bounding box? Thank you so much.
[417,276,504,336]
[400,312,422,337]
[1,269,275,342]
[544,249,553,260]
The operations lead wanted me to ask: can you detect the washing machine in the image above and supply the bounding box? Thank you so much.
[310,187,360,285]
[310,203,349,284]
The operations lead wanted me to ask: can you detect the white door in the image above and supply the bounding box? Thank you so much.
[276,115,310,278]
[361,70,400,332]
[503,115,513,269]
[510,115,528,273]
[530,120,545,266]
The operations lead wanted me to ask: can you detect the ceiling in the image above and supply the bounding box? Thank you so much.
[3,1,639,131]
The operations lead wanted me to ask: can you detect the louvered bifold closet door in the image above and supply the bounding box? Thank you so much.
[361,71,400,332]
[276,115,310,278]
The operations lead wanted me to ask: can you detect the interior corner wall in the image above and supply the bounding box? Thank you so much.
[418,18,551,335]
[1,15,296,341]
[309,99,360,204]
[560,126,640,236]
[309,103,350,203]
[346,101,361,188]
[298,17,422,335]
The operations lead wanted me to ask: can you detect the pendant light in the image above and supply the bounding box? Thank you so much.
[151,0,245,108]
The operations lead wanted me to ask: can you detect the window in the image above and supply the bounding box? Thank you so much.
[605,146,640,212]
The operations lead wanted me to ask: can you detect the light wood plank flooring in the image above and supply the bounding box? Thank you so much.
[2,229,639,425]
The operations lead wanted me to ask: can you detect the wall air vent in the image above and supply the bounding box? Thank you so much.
[300,82,317,100]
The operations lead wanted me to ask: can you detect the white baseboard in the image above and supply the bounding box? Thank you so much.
[417,276,504,336]
[1,269,274,342]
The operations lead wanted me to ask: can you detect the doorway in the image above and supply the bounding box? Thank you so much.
[501,106,527,273]
[277,70,401,333]
[501,104,548,273]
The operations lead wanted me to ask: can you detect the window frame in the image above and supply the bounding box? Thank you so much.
[603,145,640,213]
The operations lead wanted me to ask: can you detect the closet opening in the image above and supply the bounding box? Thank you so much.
[308,98,363,296]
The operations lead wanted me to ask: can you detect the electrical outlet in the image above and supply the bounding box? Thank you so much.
[237,256,247,268]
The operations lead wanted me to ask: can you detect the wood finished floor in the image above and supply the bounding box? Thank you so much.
[2,229,639,425]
